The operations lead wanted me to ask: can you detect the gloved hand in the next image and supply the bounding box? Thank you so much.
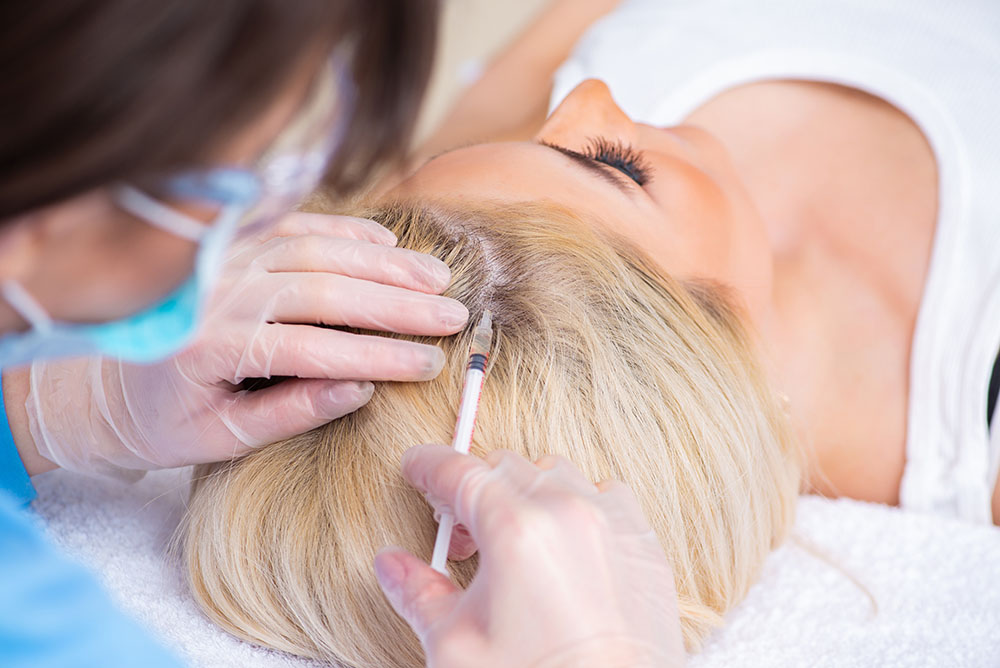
[374,444,686,668]
[20,213,469,479]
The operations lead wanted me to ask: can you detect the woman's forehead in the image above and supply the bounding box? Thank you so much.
[394,142,639,232]
[401,143,582,197]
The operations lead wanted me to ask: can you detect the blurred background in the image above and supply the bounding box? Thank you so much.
[413,0,550,144]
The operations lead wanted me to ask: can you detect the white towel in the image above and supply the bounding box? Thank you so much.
[30,468,1000,667]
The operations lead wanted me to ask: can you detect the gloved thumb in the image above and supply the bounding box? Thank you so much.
[448,522,478,561]
[374,547,460,639]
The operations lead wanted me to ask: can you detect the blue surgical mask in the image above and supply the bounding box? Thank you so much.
[0,169,260,366]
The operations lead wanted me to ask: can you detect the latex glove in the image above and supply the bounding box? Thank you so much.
[22,214,469,479]
[374,445,686,668]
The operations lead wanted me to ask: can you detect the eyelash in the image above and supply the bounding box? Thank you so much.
[583,137,652,186]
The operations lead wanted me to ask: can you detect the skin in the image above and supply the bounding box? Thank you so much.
[397,79,963,519]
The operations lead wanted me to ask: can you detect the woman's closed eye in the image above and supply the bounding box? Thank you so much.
[582,137,652,186]
[541,137,653,189]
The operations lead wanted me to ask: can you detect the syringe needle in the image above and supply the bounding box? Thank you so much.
[430,309,493,575]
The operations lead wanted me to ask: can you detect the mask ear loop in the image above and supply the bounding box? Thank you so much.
[113,185,207,242]
[2,280,54,333]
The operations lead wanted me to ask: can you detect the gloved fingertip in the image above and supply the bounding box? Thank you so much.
[353,380,375,398]
[322,381,374,417]
[374,226,398,246]
[420,346,447,379]
[448,523,479,561]
[398,345,448,382]
[373,548,406,597]
[422,257,453,293]
[341,215,397,245]
[440,300,470,331]
[373,546,459,637]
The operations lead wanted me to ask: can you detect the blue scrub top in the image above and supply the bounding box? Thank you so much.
[0,380,184,668]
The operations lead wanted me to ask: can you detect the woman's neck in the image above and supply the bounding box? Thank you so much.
[686,80,939,504]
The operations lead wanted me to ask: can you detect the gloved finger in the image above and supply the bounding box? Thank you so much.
[595,479,617,493]
[401,446,541,534]
[268,212,398,246]
[592,478,656,535]
[447,523,478,561]
[483,449,538,474]
[256,236,453,294]
[221,378,375,451]
[530,453,599,496]
[373,547,459,641]
[401,444,494,522]
[484,449,507,467]
[231,324,447,382]
[486,449,553,486]
[533,454,561,470]
[483,449,593,511]
[264,272,468,334]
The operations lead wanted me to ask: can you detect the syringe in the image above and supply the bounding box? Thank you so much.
[429,309,493,575]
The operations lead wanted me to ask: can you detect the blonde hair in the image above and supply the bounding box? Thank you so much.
[181,198,801,667]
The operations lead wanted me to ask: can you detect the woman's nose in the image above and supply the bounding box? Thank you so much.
[536,79,635,146]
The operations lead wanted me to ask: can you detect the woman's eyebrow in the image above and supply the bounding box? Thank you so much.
[538,142,635,196]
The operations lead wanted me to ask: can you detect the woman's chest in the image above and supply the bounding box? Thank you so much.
[779,246,919,505]
[725,81,940,504]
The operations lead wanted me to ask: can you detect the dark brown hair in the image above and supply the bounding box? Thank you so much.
[0,0,438,219]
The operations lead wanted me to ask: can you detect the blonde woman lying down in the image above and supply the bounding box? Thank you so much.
[181,0,1000,665]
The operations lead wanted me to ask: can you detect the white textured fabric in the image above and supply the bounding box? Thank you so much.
[31,469,1000,667]
[552,0,1000,524]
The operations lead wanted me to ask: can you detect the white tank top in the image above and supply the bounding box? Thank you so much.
[551,0,1000,523]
